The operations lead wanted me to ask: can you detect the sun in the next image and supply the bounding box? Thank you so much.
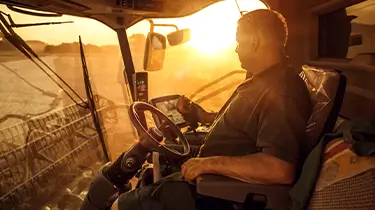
[185,0,268,55]
[186,8,237,55]
[127,0,268,55]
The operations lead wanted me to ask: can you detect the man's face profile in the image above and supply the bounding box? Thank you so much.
[234,9,288,72]
[235,25,256,70]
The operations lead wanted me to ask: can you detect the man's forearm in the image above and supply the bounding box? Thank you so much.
[202,153,295,184]
[200,112,217,124]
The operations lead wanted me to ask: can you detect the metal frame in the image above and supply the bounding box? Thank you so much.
[116,28,136,101]
[147,19,179,33]
[115,20,180,102]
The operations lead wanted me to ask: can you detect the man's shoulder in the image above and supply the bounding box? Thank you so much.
[275,66,309,95]
[265,67,311,106]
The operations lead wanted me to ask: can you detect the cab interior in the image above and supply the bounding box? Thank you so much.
[0,0,374,209]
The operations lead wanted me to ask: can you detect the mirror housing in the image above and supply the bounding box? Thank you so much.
[167,29,191,46]
[143,29,191,71]
[144,32,166,71]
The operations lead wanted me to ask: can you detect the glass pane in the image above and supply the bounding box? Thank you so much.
[0,5,136,209]
[319,0,375,59]
[127,0,267,111]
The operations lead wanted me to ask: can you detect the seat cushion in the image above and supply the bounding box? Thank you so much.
[308,139,375,210]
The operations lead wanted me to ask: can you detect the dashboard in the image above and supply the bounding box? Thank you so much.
[149,94,210,146]
[149,94,187,127]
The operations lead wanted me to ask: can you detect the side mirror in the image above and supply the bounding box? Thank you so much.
[144,32,166,71]
[167,29,191,46]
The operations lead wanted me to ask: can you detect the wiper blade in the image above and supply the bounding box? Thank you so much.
[10,20,74,28]
[0,11,74,28]
[0,12,88,109]
[6,5,63,17]
[79,36,109,161]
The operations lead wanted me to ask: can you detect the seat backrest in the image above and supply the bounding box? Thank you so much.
[299,65,347,154]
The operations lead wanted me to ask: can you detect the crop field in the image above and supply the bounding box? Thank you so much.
[0,47,244,158]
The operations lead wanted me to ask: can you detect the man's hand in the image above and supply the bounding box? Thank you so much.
[176,95,194,115]
[181,157,210,182]
[176,95,216,125]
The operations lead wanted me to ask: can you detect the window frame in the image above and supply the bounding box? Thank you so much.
[307,0,367,62]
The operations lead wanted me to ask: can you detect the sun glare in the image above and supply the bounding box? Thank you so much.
[128,0,267,55]
[0,0,267,47]
[185,0,267,55]
[186,4,239,55]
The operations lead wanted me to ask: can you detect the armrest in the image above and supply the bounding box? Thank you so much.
[196,175,292,209]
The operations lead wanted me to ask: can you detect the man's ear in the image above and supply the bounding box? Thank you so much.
[252,35,260,53]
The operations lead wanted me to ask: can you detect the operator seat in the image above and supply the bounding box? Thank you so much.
[196,65,347,210]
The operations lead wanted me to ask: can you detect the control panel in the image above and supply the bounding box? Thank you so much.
[149,94,211,145]
[132,72,148,102]
[149,94,187,127]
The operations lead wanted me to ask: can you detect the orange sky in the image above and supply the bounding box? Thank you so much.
[0,0,266,52]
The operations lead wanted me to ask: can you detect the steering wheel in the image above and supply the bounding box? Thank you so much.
[128,101,190,158]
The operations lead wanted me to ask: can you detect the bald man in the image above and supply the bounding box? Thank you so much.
[112,9,312,210]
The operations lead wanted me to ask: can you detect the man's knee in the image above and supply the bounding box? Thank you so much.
[115,186,164,210]
[115,177,195,210]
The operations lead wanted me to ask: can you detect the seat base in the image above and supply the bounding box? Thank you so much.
[196,175,292,210]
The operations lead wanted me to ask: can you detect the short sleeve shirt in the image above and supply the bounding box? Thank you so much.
[198,63,312,165]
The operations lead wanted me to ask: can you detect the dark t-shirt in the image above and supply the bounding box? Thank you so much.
[198,63,312,165]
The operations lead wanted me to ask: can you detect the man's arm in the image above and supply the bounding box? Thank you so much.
[177,96,217,125]
[197,110,217,124]
[186,96,310,184]
[201,153,295,184]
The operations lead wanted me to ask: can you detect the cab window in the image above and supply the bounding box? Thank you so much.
[126,0,267,112]
[318,0,375,59]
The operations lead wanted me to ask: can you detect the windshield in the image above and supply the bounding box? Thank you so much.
[127,0,267,112]
[0,5,137,209]
[0,1,267,208]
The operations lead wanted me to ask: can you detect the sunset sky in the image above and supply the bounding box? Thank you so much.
[0,0,266,54]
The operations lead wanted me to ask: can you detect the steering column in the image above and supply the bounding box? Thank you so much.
[80,101,190,210]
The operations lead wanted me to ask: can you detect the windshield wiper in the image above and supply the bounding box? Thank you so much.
[0,11,88,109]
[0,11,74,28]
[79,36,109,161]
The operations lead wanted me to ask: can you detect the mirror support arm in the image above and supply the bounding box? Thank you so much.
[116,28,136,101]
[147,19,179,33]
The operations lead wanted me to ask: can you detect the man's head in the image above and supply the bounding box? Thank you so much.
[236,9,288,72]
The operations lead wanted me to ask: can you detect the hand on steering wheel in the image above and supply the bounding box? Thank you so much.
[129,101,190,158]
